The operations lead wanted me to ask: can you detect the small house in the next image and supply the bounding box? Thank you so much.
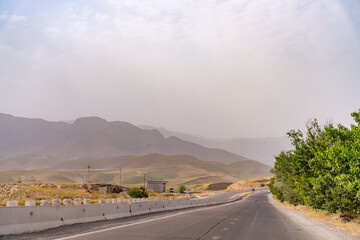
[97,184,124,194]
[147,180,168,193]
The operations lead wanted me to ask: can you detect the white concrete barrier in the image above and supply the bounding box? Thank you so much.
[60,204,105,225]
[163,200,177,211]
[102,203,131,220]
[25,200,36,207]
[52,199,61,206]
[63,199,72,206]
[0,191,244,236]
[74,198,82,205]
[40,200,50,206]
[130,202,151,216]
[0,205,63,235]
[6,201,18,207]
[148,201,165,213]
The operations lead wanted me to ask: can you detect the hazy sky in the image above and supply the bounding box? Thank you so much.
[0,0,360,138]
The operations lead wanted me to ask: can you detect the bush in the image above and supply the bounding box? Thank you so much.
[179,184,186,193]
[260,183,265,187]
[128,186,148,198]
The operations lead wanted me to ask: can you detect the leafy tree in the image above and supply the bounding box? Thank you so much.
[270,109,360,214]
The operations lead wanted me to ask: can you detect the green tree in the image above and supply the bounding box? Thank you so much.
[270,109,360,214]
[179,184,186,193]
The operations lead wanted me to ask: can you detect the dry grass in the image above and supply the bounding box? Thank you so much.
[0,183,130,204]
[227,177,271,190]
[0,183,199,204]
[274,197,360,237]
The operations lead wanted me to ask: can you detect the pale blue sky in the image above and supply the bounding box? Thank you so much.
[0,0,360,138]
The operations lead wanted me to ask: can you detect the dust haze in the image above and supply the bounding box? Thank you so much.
[1,0,360,138]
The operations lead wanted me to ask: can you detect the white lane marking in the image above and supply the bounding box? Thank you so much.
[54,197,244,240]
[230,222,234,224]
[234,218,239,220]
[212,236,220,240]
[223,228,229,231]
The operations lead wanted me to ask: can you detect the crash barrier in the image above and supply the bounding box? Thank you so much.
[0,188,265,235]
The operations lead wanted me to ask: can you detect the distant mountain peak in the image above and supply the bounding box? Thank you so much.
[73,116,108,125]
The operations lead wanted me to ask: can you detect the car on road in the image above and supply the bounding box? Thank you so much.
[169,187,174,193]
[251,188,255,191]
[184,189,192,194]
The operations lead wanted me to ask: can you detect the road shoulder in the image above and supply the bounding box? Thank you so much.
[268,194,359,240]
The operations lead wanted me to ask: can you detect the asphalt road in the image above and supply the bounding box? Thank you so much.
[51,191,326,240]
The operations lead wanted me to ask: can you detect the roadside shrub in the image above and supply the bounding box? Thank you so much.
[128,186,148,198]
[179,184,186,193]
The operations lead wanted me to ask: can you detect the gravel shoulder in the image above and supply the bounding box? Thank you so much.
[269,194,359,240]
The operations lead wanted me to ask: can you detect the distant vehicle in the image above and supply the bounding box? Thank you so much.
[169,187,174,193]
[251,188,255,191]
[184,189,192,194]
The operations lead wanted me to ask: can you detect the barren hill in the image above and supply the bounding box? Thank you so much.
[46,153,271,184]
[0,113,248,164]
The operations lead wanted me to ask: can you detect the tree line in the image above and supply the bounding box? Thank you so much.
[269,109,360,214]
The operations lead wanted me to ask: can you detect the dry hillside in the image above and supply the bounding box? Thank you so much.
[0,154,271,185]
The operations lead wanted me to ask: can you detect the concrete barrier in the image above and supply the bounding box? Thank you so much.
[0,205,63,235]
[6,201,18,207]
[40,200,50,206]
[74,198,82,205]
[60,204,105,225]
[179,200,195,209]
[25,200,36,207]
[147,201,165,213]
[63,199,72,206]
[0,190,243,236]
[130,202,151,216]
[102,203,131,220]
[163,200,177,211]
[52,199,61,206]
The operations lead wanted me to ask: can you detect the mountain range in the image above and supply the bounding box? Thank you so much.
[139,126,293,165]
[0,113,276,184]
[0,113,249,164]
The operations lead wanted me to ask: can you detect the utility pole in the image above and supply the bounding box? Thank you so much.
[18,177,21,200]
[143,173,146,190]
[87,164,91,183]
[119,168,122,186]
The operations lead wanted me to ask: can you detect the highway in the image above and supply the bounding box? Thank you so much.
[46,191,355,240]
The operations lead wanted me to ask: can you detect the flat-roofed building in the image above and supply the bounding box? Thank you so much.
[147,180,168,193]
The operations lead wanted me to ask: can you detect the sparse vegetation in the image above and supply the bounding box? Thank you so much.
[227,177,271,190]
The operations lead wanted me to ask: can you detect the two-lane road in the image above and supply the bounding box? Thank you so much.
[50,191,356,240]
